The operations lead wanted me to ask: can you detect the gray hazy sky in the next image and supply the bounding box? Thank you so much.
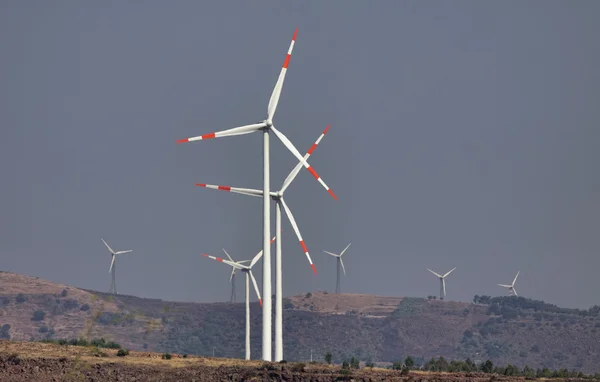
[1,1,599,309]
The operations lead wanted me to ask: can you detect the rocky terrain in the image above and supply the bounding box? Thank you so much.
[1,271,599,374]
[0,341,590,382]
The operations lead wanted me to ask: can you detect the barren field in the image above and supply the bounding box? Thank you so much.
[0,340,584,382]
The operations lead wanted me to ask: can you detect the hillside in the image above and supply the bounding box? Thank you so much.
[1,271,599,374]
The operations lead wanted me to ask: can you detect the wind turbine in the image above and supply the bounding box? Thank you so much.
[194,125,332,362]
[101,239,133,295]
[176,28,337,361]
[202,235,276,360]
[323,242,351,294]
[498,271,519,296]
[426,267,456,300]
[222,249,252,303]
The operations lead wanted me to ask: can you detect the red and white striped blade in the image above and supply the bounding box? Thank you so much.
[249,270,262,306]
[267,28,298,121]
[281,124,331,194]
[271,125,337,201]
[202,253,245,270]
[280,198,317,275]
[176,122,265,144]
[195,183,263,198]
[250,235,278,268]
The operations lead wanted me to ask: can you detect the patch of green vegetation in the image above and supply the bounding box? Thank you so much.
[391,297,425,318]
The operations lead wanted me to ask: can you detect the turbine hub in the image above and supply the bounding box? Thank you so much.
[265,119,273,127]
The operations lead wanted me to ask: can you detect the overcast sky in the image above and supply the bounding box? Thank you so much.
[1,1,599,309]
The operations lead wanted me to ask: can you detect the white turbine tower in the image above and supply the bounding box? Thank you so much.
[323,242,351,294]
[176,29,337,361]
[202,236,276,360]
[498,271,520,296]
[426,267,456,300]
[101,239,133,295]
[193,125,332,361]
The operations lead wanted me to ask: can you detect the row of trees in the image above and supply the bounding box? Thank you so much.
[473,295,600,317]
[323,353,600,380]
[394,356,600,380]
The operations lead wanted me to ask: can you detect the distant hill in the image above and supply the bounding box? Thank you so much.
[1,271,599,373]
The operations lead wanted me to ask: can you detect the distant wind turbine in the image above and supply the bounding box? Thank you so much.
[323,243,351,294]
[202,236,276,360]
[101,239,133,295]
[222,249,251,303]
[426,267,456,300]
[498,271,520,296]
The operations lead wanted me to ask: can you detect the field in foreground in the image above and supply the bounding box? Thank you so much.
[0,340,587,382]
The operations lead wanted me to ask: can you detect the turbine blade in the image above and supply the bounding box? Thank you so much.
[115,250,133,255]
[280,198,317,275]
[109,255,115,273]
[267,28,298,121]
[512,287,518,296]
[176,123,265,144]
[339,242,352,257]
[498,284,512,288]
[443,267,456,278]
[271,125,337,200]
[427,268,442,278]
[229,267,235,283]
[202,254,245,270]
[512,271,520,286]
[323,250,340,258]
[249,271,262,306]
[281,124,331,194]
[339,257,347,276]
[249,235,277,268]
[195,183,263,198]
[101,239,115,255]
[222,249,234,262]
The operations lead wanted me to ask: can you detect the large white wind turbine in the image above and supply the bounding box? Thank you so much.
[426,267,456,300]
[323,242,351,294]
[193,125,332,362]
[101,239,133,295]
[202,236,276,360]
[176,28,337,361]
[498,271,520,296]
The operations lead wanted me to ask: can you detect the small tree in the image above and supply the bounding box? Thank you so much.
[16,293,26,304]
[350,357,360,369]
[116,349,129,357]
[161,353,172,360]
[480,360,493,373]
[31,310,46,321]
[60,289,68,297]
[404,356,414,369]
[324,352,332,364]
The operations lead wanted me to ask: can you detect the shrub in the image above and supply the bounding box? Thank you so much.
[162,353,172,360]
[16,294,27,303]
[291,363,306,372]
[324,352,332,364]
[31,310,46,321]
[116,349,129,357]
[80,304,90,312]
[305,292,312,298]
[38,326,49,333]
[365,362,375,368]
[7,353,20,365]
[0,324,11,339]
[182,354,188,358]
[60,289,68,297]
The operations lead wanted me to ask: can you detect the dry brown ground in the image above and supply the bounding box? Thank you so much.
[0,340,587,382]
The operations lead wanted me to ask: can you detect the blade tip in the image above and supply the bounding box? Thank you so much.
[311,264,318,275]
[259,299,263,306]
[176,139,188,144]
[293,28,298,40]
[328,189,338,200]
[195,184,206,187]
[324,124,331,134]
